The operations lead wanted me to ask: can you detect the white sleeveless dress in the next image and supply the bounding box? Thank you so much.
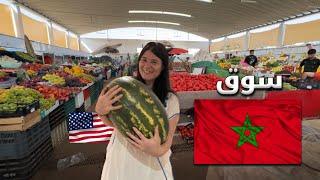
[101,93,180,180]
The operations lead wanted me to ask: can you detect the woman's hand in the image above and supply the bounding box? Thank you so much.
[126,126,162,157]
[95,85,123,116]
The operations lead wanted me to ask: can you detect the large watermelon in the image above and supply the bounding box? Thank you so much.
[107,76,169,144]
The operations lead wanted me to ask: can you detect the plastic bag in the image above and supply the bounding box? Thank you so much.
[57,152,86,170]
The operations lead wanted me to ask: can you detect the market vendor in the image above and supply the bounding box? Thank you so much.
[244,49,258,67]
[299,49,320,79]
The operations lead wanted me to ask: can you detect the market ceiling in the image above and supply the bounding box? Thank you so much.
[16,0,320,40]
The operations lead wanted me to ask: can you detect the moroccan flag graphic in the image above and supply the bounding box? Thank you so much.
[194,99,301,165]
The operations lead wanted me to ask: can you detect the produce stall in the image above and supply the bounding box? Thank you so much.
[0,48,105,179]
[171,56,320,131]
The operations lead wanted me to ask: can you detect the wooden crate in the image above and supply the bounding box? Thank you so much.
[0,110,41,131]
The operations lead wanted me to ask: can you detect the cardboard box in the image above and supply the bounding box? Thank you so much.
[0,110,41,131]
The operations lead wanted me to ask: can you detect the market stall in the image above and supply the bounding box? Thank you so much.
[0,48,105,179]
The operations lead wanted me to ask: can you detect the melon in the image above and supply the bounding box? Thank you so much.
[107,76,169,144]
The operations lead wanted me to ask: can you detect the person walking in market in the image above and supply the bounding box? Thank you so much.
[299,49,320,79]
[244,49,258,67]
[95,42,180,180]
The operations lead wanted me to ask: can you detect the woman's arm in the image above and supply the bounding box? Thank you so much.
[127,115,180,157]
[126,93,180,157]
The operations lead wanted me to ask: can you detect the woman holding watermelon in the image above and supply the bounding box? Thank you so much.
[96,42,180,180]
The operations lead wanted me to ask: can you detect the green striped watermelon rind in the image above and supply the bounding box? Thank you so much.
[107,76,169,144]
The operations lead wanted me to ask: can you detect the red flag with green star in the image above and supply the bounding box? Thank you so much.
[194,99,301,165]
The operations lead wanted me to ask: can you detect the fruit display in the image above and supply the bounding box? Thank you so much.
[271,66,283,73]
[18,77,42,88]
[27,69,37,77]
[170,73,222,92]
[15,51,36,62]
[278,53,289,61]
[282,65,294,73]
[23,63,43,71]
[283,83,297,90]
[218,62,232,69]
[0,71,9,82]
[228,57,242,65]
[64,65,84,76]
[0,55,22,69]
[65,77,86,87]
[34,85,80,101]
[177,123,194,142]
[106,76,169,144]
[79,73,95,83]
[315,72,320,80]
[259,56,271,63]
[265,61,280,68]
[64,65,95,83]
[42,74,66,86]
[0,86,41,114]
[39,97,56,110]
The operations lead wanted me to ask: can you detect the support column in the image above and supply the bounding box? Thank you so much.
[208,40,212,53]
[78,35,81,51]
[244,31,250,50]
[278,22,286,48]
[66,31,70,49]
[47,21,54,45]
[11,3,24,38]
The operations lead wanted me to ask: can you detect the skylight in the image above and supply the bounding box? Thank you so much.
[129,10,191,18]
[81,27,208,42]
[128,21,180,26]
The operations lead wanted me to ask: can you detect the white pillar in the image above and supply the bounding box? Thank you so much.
[278,22,286,48]
[208,40,212,53]
[244,31,250,50]
[11,3,24,38]
[78,35,81,51]
[47,21,54,45]
[223,37,227,52]
[66,31,70,49]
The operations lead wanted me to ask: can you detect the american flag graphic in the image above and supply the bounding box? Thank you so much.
[68,112,114,143]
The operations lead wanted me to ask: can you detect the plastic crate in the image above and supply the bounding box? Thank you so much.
[98,79,104,90]
[90,91,99,104]
[40,100,60,119]
[75,91,84,108]
[0,117,51,160]
[176,123,194,144]
[48,104,66,130]
[90,82,102,103]
[84,98,91,110]
[0,101,40,118]
[75,104,85,112]
[0,138,53,180]
[89,82,97,94]
[83,88,90,100]
[63,97,76,116]
[50,120,68,148]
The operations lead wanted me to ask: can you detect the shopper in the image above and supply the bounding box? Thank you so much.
[244,49,258,67]
[96,42,180,180]
[299,49,320,79]
[306,43,314,50]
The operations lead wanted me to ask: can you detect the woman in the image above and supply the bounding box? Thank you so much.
[96,42,180,180]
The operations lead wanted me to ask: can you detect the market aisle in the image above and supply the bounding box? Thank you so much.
[31,141,207,180]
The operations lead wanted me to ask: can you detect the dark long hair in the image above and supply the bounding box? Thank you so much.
[136,42,172,106]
